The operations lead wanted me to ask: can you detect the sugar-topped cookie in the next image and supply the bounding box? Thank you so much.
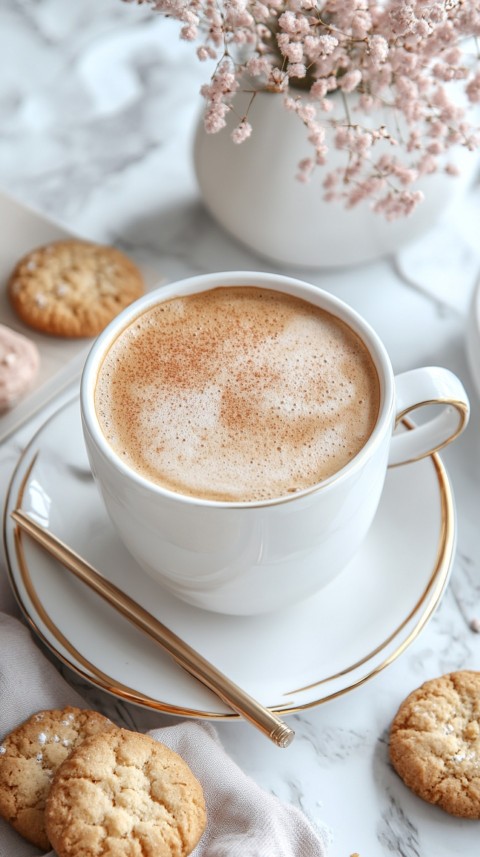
[390,670,480,817]
[45,727,207,857]
[8,239,144,337]
[0,706,117,849]
[0,323,39,412]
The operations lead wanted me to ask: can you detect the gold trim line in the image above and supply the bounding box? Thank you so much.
[2,396,455,719]
[392,397,469,465]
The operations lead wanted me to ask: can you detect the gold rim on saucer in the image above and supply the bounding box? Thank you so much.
[3,395,455,719]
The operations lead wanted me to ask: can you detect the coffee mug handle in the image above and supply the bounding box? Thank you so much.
[388,367,470,467]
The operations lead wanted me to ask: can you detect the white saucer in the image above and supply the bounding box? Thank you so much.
[3,394,456,720]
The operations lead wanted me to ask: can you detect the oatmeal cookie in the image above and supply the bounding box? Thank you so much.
[45,727,207,857]
[390,671,480,817]
[8,239,144,337]
[0,706,116,849]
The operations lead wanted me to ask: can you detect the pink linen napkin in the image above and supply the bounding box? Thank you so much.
[0,612,330,857]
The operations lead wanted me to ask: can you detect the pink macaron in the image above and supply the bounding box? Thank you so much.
[0,323,40,412]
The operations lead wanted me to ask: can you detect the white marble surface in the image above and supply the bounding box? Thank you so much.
[1,2,480,856]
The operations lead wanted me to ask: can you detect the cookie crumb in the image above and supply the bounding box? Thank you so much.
[469,617,480,633]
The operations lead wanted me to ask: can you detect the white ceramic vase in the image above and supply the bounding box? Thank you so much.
[193,87,477,269]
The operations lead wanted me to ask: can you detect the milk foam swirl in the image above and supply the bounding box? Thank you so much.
[95,287,380,502]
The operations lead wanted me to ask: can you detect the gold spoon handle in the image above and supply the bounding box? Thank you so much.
[11,509,294,748]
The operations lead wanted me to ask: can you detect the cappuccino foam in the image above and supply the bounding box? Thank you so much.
[95,287,380,502]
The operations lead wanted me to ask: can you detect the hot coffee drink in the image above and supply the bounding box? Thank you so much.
[94,286,380,502]
[83,272,468,614]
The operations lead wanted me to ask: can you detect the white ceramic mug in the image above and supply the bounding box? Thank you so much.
[80,272,470,615]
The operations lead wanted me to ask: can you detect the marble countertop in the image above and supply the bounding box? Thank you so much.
[1,2,480,856]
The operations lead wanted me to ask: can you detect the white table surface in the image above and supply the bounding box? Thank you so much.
[1,3,480,856]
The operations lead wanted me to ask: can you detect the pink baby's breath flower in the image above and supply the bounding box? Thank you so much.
[303,35,320,58]
[444,48,462,65]
[130,0,480,217]
[309,127,326,147]
[310,79,328,99]
[197,45,212,60]
[297,103,316,123]
[368,34,389,64]
[204,101,229,133]
[427,141,443,155]
[246,56,272,78]
[373,189,425,220]
[181,23,197,39]
[334,127,352,149]
[317,35,339,56]
[315,146,328,165]
[346,180,378,209]
[231,120,253,143]
[252,1,269,19]
[288,63,307,78]
[319,97,334,113]
[352,131,373,154]
[394,166,418,186]
[358,93,375,111]
[296,157,314,181]
[466,72,480,104]
[283,42,304,64]
[269,67,289,89]
[339,70,362,92]
[417,153,438,175]
[278,11,297,34]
